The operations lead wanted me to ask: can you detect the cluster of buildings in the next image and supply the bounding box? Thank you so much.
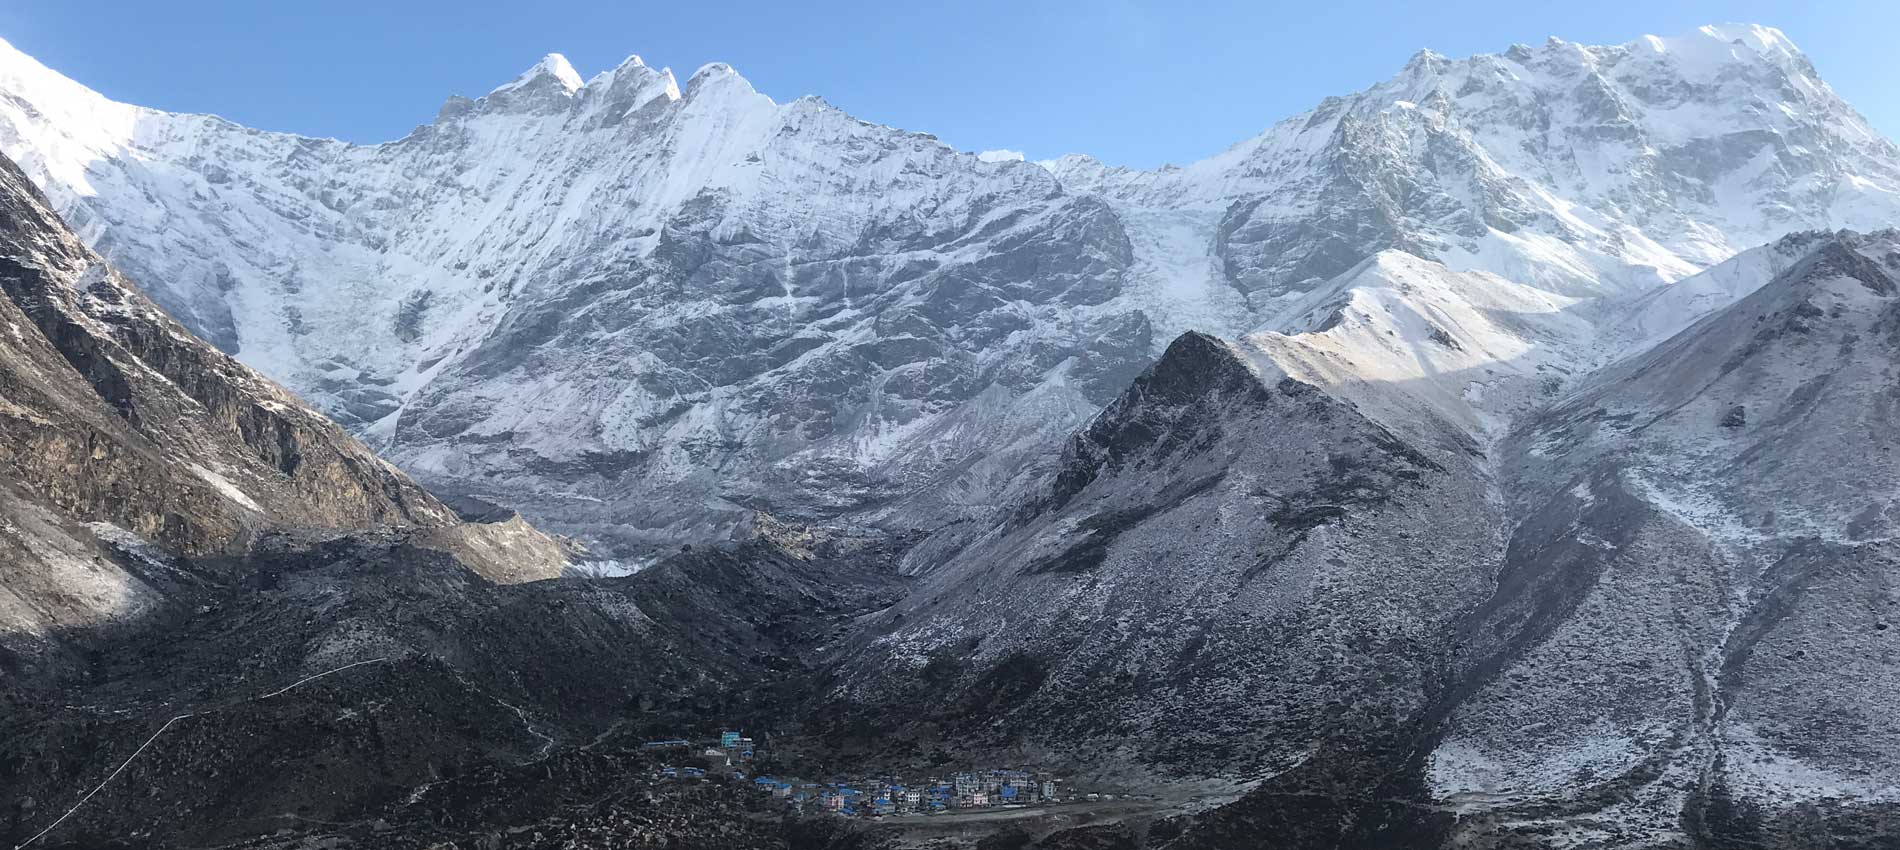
[748,769,1062,817]
[639,731,1070,819]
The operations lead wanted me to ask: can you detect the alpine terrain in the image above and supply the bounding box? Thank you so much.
[0,19,1897,850]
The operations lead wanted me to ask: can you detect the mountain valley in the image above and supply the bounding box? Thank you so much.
[0,21,1896,850]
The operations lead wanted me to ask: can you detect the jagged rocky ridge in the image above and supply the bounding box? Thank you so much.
[0,24,1894,556]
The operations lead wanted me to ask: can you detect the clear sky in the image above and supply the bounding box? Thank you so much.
[0,1,1893,169]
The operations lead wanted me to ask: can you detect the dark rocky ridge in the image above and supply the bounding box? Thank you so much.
[0,153,455,554]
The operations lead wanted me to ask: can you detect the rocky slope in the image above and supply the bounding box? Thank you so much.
[832,331,1497,783]
[0,147,565,657]
[1435,229,1900,848]
[1,524,904,849]
[0,25,1893,555]
[830,231,1900,849]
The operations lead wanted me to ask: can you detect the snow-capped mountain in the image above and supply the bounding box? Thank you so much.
[0,24,1892,554]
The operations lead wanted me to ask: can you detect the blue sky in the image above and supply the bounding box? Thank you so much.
[0,1,1893,169]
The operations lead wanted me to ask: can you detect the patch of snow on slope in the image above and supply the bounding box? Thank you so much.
[1722,723,1900,804]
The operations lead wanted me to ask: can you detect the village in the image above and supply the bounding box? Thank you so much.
[642,732,1091,818]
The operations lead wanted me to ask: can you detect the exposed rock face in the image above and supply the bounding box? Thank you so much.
[0,151,564,644]
[0,25,1893,555]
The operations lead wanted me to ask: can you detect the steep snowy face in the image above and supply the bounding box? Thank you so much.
[0,41,1146,550]
[0,24,1893,552]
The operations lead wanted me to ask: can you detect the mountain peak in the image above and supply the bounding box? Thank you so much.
[1629,22,1814,80]
[681,61,760,103]
[686,62,739,85]
[1697,22,1800,54]
[492,52,584,97]
[1402,47,1447,75]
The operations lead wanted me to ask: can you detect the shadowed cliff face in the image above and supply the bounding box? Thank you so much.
[1428,231,1900,849]
[0,152,565,643]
